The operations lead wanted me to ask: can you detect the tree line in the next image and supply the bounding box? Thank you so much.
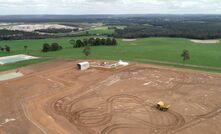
[0,45,11,52]
[0,29,80,41]
[35,28,78,34]
[0,29,45,40]
[115,22,221,39]
[42,43,63,52]
[70,37,117,48]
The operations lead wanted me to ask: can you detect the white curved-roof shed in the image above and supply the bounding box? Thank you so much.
[77,62,90,70]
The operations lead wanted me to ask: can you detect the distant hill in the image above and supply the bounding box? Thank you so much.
[1,14,221,23]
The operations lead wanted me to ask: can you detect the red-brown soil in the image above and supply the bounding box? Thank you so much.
[1,60,221,134]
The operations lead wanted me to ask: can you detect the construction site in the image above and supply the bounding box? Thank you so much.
[1,60,221,134]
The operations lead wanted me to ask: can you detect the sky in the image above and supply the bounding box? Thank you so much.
[0,0,221,15]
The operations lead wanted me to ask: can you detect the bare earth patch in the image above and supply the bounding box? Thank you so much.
[1,60,221,134]
[190,39,220,44]
[0,23,76,32]
[122,39,137,42]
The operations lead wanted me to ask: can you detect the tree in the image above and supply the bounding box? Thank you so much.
[24,45,28,53]
[42,43,50,52]
[88,38,95,46]
[106,38,112,45]
[95,38,101,46]
[112,38,117,45]
[0,46,4,51]
[69,39,75,48]
[51,43,61,51]
[82,46,91,57]
[75,39,84,48]
[5,45,10,52]
[83,38,88,46]
[181,49,190,64]
[101,38,106,45]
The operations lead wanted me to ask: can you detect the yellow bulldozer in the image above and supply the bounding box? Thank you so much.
[156,101,170,111]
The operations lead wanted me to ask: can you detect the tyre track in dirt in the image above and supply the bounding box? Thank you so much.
[54,94,185,133]
[52,66,189,133]
[173,106,221,133]
[51,62,221,134]
[100,124,145,134]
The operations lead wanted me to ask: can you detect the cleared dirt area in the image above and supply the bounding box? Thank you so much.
[190,39,220,44]
[1,60,221,134]
[122,39,137,42]
[0,23,76,32]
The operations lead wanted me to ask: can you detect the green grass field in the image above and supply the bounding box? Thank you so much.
[0,37,221,72]
[87,26,115,35]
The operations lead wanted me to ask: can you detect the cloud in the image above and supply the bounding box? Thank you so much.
[0,0,221,15]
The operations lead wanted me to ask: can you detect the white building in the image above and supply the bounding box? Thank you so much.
[77,62,90,70]
[118,60,129,66]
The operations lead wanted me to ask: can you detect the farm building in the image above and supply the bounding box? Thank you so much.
[77,62,90,70]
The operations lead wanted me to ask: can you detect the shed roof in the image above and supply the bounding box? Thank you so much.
[77,62,89,65]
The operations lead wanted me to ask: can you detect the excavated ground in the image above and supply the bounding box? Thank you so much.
[0,60,221,134]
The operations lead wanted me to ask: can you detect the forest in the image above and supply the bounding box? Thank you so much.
[0,29,51,40]
[1,15,221,40]
[115,22,221,39]
[35,28,78,34]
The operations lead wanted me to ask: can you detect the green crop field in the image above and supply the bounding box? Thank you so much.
[0,37,221,72]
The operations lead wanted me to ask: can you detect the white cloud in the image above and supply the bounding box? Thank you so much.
[0,0,221,14]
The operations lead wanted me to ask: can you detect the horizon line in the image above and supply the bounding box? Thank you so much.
[1,13,221,16]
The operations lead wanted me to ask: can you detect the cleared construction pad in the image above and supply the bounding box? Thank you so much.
[1,60,221,134]
[0,72,23,81]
